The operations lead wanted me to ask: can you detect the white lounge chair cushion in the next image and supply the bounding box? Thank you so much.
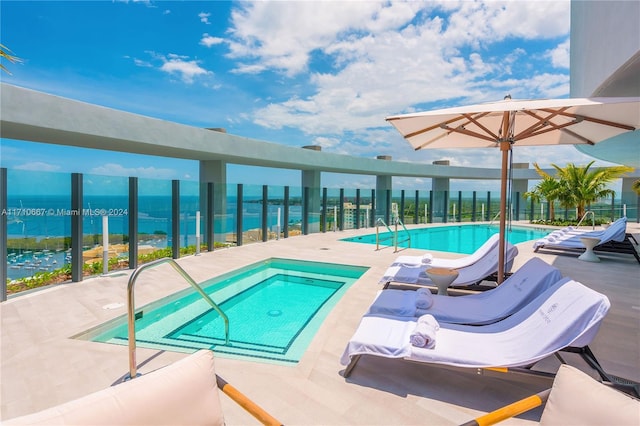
[533,217,627,249]
[391,234,500,269]
[540,364,640,425]
[3,350,225,425]
[368,258,564,324]
[341,281,609,368]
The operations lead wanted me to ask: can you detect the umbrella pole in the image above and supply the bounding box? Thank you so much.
[497,143,509,284]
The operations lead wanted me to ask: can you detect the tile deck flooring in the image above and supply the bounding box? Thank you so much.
[2,222,639,425]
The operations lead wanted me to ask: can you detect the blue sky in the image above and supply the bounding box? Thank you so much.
[0,0,618,191]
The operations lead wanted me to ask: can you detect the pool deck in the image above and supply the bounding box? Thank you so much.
[2,221,639,425]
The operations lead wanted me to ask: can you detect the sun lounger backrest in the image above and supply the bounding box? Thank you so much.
[450,280,609,349]
[465,233,500,264]
[454,241,518,284]
[600,216,627,242]
[462,257,562,303]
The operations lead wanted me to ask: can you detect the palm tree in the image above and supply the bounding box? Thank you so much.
[524,163,563,221]
[552,161,633,220]
[1,43,21,74]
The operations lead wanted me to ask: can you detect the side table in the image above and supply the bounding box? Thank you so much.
[579,237,601,262]
[425,267,459,296]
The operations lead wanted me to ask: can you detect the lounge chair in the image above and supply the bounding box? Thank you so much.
[534,217,640,263]
[367,257,564,325]
[341,279,639,397]
[392,233,500,268]
[380,241,518,289]
[460,364,640,426]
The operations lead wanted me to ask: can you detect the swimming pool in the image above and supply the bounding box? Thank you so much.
[341,224,551,254]
[76,258,367,364]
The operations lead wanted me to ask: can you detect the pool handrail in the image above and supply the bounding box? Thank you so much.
[375,217,411,252]
[394,217,411,251]
[126,257,230,380]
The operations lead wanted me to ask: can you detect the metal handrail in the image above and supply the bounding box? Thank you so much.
[126,257,229,380]
[575,210,596,230]
[375,217,411,252]
[375,218,394,250]
[488,211,501,227]
[394,217,411,252]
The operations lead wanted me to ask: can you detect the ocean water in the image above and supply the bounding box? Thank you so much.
[4,195,301,239]
[5,195,302,281]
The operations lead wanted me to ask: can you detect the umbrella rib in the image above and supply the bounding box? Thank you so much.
[538,108,636,131]
[515,108,569,140]
[391,115,469,139]
[462,113,500,140]
[440,124,497,143]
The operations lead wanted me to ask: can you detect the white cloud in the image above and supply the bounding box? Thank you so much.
[158,54,212,84]
[220,1,573,169]
[547,39,570,69]
[14,162,61,172]
[198,12,211,25]
[200,33,225,48]
[90,163,177,179]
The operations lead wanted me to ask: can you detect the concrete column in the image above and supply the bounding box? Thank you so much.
[302,146,322,232]
[432,160,450,223]
[375,156,392,221]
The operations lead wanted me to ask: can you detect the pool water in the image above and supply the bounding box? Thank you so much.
[76,258,367,364]
[341,224,551,254]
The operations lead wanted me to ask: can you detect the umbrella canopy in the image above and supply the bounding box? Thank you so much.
[386,96,640,283]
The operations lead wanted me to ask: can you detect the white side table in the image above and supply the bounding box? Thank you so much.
[425,267,459,296]
[579,237,601,262]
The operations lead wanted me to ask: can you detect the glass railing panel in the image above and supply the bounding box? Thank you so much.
[267,185,284,241]
[288,186,303,237]
[6,169,71,286]
[342,189,357,230]
[179,180,200,253]
[324,188,341,232]
[431,190,446,223]
[242,183,263,245]
[83,174,129,273]
[138,178,172,255]
[390,189,401,224]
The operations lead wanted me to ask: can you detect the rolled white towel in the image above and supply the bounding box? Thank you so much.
[415,288,433,309]
[409,314,440,349]
[421,254,433,264]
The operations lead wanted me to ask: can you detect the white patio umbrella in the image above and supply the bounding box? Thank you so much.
[386,96,640,283]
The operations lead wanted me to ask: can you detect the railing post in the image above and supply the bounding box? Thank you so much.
[0,168,7,302]
[128,177,138,269]
[321,187,328,232]
[302,187,309,235]
[472,191,477,222]
[370,189,376,227]
[414,190,419,225]
[171,180,180,259]
[262,185,268,242]
[339,188,345,231]
[355,189,361,229]
[236,184,243,246]
[71,173,83,282]
[283,186,289,238]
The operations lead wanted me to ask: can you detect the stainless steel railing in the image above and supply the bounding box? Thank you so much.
[126,257,229,380]
[376,217,411,252]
